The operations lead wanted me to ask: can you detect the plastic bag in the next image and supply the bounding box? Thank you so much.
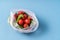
[8,9,39,33]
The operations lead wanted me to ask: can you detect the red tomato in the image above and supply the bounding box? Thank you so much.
[18,19,23,25]
[14,13,17,19]
[24,14,27,18]
[23,24,28,28]
[17,11,24,16]
[23,14,28,19]
[24,19,30,24]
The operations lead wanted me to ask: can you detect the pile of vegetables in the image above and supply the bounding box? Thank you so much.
[14,11,33,29]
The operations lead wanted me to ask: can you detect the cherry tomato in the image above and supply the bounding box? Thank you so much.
[14,13,17,19]
[24,14,27,18]
[18,19,23,25]
[23,14,28,19]
[17,11,24,16]
[23,24,28,28]
[24,19,30,24]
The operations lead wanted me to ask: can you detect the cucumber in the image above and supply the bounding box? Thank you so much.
[16,25,23,29]
[30,20,33,24]
[16,14,23,22]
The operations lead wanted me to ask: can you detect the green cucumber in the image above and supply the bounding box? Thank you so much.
[16,14,23,22]
[19,25,23,29]
[16,25,23,29]
[30,20,33,24]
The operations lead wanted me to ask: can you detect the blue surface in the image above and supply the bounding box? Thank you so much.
[0,0,60,40]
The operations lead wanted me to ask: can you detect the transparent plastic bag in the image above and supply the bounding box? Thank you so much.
[8,9,39,33]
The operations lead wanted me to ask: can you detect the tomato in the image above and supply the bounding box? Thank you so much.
[24,14,27,18]
[23,14,28,19]
[17,11,24,16]
[24,19,30,24]
[18,19,24,25]
[14,13,17,19]
[23,24,28,28]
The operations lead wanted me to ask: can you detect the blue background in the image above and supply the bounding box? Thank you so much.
[0,0,60,40]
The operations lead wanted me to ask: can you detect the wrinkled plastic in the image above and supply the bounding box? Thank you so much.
[8,9,39,33]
